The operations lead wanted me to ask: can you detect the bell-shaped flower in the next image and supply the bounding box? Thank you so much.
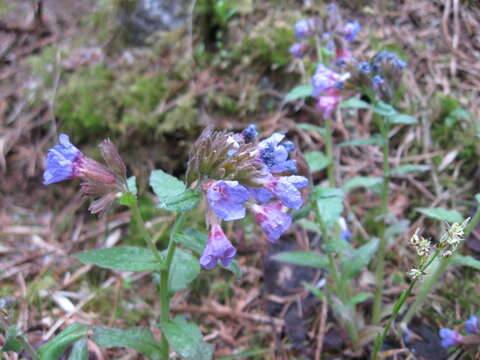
[206,180,250,221]
[311,64,340,97]
[316,89,341,119]
[289,42,307,59]
[43,134,84,185]
[200,223,237,270]
[294,18,315,39]
[439,328,464,348]
[262,175,308,210]
[250,201,292,242]
[465,315,479,334]
[342,21,361,41]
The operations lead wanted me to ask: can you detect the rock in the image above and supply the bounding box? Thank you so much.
[118,0,189,44]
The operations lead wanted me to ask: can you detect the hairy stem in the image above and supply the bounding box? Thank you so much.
[372,117,390,325]
[130,198,163,263]
[324,115,336,186]
[159,211,187,359]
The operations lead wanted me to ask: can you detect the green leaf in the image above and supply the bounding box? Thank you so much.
[338,135,384,147]
[297,123,327,137]
[1,326,24,353]
[127,176,137,195]
[417,207,463,223]
[68,339,88,360]
[272,251,329,269]
[391,164,430,175]
[323,235,352,254]
[222,260,242,278]
[150,169,186,198]
[167,248,200,292]
[347,292,373,306]
[283,85,313,103]
[297,219,322,233]
[158,189,200,212]
[340,97,371,109]
[312,186,344,229]
[74,246,166,272]
[341,239,379,279]
[342,176,382,193]
[303,282,326,299]
[160,316,214,360]
[93,327,163,359]
[304,151,330,172]
[389,113,417,125]
[475,193,480,205]
[174,228,207,254]
[451,254,480,270]
[39,323,89,360]
[118,192,136,207]
[150,170,199,212]
[372,101,397,117]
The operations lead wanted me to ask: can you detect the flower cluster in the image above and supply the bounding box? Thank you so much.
[188,125,309,270]
[439,315,479,348]
[289,5,360,61]
[43,134,127,216]
[439,219,469,257]
[409,228,431,258]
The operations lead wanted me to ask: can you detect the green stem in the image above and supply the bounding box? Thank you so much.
[159,211,188,360]
[372,249,441,360]
[324,115,336,186]
[130,198,163,263]
[316,205,359,349]
[402,205,480,325]
[372,117,390,325]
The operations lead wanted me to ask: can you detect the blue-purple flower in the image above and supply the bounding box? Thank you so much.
[248,186,273,203]
[206,180,250,221]
[200,223,237,270]
[43,134,84,185]
[241,124,258,142]
[258,133,297,174]
[311,64,340,97]
[342,21,361,41]
[439,328,464,348]
[294,18,315,39]
[250,201,292,242]
[289,42,307,59]
[262,175,308,210]
[465,315,479,334]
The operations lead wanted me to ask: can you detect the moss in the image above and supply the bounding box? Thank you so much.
[56,66,115,139]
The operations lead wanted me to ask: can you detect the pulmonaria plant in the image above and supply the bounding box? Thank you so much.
[188,125,308,269]
[36,126,307,360]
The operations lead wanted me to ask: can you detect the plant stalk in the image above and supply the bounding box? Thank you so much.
[158,211,187,360]
[130,198,163,263]
[401,205,480,325]
[324,115,336,186]
[372,117,390,325]
[372,249,442,360]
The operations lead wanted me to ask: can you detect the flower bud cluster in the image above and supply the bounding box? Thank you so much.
[344,51,408,103]
[439,315,480,348]
[43,134,127,216]
[188,125,309,270]
[439,219,469,256]
[289,4,360,62]
[409,228,431,258]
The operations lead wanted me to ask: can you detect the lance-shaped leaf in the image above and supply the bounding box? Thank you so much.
[74,246,166,272]
[150,169,199,212]
[167,248,200,292]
